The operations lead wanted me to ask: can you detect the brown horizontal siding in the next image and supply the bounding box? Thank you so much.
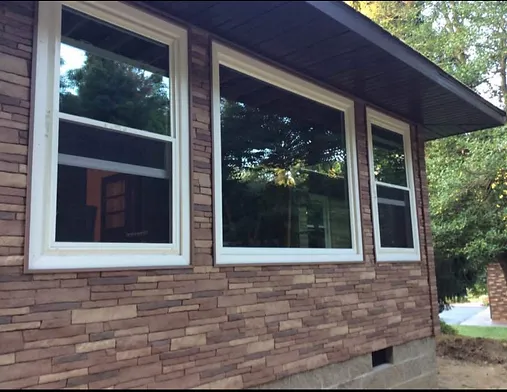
[0,1,438,389]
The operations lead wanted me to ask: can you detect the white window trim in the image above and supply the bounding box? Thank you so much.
[211,42,363,265]
[28,1,190,270]
[366,108,421,262]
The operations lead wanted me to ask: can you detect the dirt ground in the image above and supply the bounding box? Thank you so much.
[438,357,507,389]
[437,335,507,389]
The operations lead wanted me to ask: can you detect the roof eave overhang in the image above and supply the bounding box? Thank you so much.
[307,1,506,131]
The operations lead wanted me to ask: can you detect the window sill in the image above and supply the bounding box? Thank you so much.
[215,250,364,265]
[376,251,420,263]
[27,253,189,272]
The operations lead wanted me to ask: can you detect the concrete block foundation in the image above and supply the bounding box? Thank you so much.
[254,337,437,389]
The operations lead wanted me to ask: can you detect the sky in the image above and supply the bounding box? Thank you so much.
[477,74,503,109]
[60,43,86,75]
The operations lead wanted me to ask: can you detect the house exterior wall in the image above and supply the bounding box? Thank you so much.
[0,1,438,389]
[487,262,507,321]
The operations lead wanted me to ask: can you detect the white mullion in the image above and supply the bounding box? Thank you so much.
[375,181,410,192]
[59,112,175,143]
[58,153,169,179]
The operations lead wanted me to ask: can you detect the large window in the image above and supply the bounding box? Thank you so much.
[28,2,189,270]
[212,43,362,264]
[367,109,420,262]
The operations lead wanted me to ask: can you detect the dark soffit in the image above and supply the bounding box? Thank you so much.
[134,1,506,140]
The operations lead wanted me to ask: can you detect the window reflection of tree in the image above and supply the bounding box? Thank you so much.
[60,52,170,136]
[371,125,413,248]
[220,69,352,249]
[372,126,407,187]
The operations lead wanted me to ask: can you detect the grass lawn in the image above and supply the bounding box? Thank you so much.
[455,325,507,340]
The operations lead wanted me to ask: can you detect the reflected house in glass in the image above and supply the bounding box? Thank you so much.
[0,1,504,390]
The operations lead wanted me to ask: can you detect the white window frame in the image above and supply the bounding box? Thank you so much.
[28,1,190,271]
[212,42,363,265]
[366,108,420,262]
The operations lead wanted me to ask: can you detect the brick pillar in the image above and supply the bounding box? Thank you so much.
[488,262,507,321]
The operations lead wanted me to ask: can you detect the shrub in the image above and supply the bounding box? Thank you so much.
[440,320,458,335]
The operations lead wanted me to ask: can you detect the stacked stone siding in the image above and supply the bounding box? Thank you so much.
[0,1,438,389]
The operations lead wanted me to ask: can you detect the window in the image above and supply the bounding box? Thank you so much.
[367,109,420,262]
[28,1,189,270]
[212,43,362,265]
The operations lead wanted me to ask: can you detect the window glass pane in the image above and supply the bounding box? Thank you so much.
[377,185,413,248]
[372,125,407,187]
[58,119,168,170]
[56,165,171,243]
[220,65,352,249]
[59,7,171,136]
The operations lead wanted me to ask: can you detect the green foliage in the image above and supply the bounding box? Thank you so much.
[468,282,488,298]
[428,129,507,261]
[346,1,491,90]
[60,54,170,135]
[440,320,458,335]
[348,1,507,306]
[428,129,507,304]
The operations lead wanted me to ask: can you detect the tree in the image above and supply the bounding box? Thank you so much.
[347,1,507,304]
[428,128,507,299]
[345,1,490,90]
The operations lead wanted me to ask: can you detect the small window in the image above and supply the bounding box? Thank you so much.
[367,109,420,262]
[372,347,393,367]
[212,43,363,264]
[28,1,189,270]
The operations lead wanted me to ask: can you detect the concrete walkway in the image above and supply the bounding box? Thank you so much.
[440,303,507,327]
[440,302,507,328]
[439,303,486,326]
[460,306,507,327]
